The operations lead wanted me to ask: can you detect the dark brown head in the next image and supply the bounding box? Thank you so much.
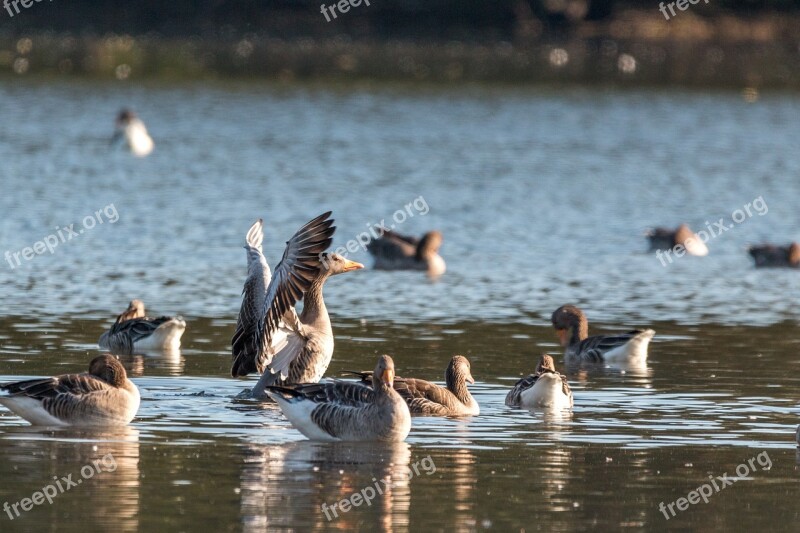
[371,354,396,390]
[318,252,364,277]
[445,355,475,389]
[116,109,136,126]
[535,354,557,374]
[551,305,589,347]
[415,231,443,261]
[88,355,128,387]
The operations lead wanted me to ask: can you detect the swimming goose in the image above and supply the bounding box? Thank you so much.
[231,213,364,399]
[0,355,139,426]
[367,230,446,276]
[551,305,655,365]
[99,300,186,354]
[265,355,411,442]
[748,242,800,268]
[346,355,479,416]
[646,224,708,256]
[111,109,154,157]
[505,354,573,409]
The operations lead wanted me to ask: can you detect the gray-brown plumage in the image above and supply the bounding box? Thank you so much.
[367,229,446,276]
[99,300,185,354]
[0,355,140,426]
[551,305,654,365]
[505,354,572,409]
[748,242,800,268]
[265,355,411,442]
[346,355,479,416]
[231,214,364,399]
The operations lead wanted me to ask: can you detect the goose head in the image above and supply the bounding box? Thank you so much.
[89,355,129,387]
[445,355,475,389]
[535,354,557,374]
[415,231,443,261]
[319,253,364,277]
[371,354,396,390]
[551,305,588,347]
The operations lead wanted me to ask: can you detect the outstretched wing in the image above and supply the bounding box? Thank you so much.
[232,219,272,370]
[232,212,335,377]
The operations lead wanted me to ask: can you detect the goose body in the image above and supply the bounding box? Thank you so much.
[231,214,363,399]
[99,299,186,354]
[748,243,800,268]
[0,355,139,426]
[112,109,154,157]
[646,224,708,256]
[266,355,411,442]
[347,355,479,416]
[506,355,572,409]
[367,230,446,276]
[551,305,654,365]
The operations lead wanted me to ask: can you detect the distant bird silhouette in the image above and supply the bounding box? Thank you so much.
[111,109,154,157]
[367,229,446,276]
[646,223,708,256]
[748,242,800,268]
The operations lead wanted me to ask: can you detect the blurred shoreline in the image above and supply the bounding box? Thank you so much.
[1,9,798,88]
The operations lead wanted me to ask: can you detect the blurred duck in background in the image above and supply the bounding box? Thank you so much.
[646,223,708,256]
[99,299,186,354]
[748,242,800,268]
[111,108,154,157]
[367,229,446,277]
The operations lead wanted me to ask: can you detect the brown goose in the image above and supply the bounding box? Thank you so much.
[346,355,478,416]
[505,354,572,409]
[99,299,186,354]
[551,305,654,365]
[748,242,800,268]
[265,355,411,442]
[231,213,363,399]
[367,229,446,276]
[646,223,708,256]
[0,355,139,426]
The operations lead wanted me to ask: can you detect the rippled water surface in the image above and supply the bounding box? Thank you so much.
[0,80,799,531]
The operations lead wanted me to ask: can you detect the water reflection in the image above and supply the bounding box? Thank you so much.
[120,348,185,377]
[0,427,140,531]
[239,441,412,532]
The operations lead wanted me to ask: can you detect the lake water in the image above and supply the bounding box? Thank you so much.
[0,80,798,531]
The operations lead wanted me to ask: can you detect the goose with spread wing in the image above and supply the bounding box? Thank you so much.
[0,355,139,426]
[367,229,446,276]
[505,354,572,409]
[99,299,186,354]
[265,355,411,442]
[231,213,363,399]
[346,355,479,416]
[551,305,654,365]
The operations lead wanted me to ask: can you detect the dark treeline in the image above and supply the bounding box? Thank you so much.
[1,0,798,38]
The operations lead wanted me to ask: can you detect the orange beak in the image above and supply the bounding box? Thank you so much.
[381,368,394,385]
[343,259,365,272]
[556,329,569,347]
[466,373,475,385]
